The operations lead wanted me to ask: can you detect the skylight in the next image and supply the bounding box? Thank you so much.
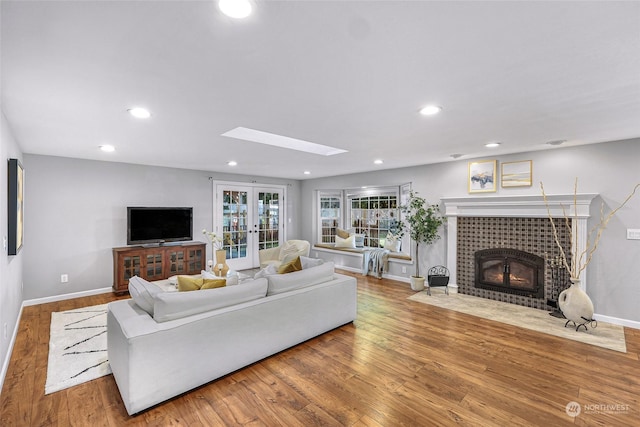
[221,127,348,156]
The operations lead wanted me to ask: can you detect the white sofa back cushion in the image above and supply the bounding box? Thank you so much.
[153,278,268,322]
[266,262,335,296]
[128,276,162,316]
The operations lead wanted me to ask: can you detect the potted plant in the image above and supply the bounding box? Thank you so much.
[401,191,445,291]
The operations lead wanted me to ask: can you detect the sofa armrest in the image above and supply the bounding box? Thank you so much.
[259,246,281,264]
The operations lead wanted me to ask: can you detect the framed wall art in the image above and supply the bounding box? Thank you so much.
[468,159,497,193]
[501,160,532,187]
[8,158,24,255]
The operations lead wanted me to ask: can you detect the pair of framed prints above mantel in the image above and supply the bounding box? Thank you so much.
[468,159,532,193]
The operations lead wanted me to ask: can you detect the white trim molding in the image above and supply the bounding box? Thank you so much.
[441,194,598,292]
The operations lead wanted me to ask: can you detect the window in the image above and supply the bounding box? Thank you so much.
[347,189,400,248]
[318,192,342,243]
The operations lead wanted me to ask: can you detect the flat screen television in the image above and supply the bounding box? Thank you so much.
[127,207,193,245]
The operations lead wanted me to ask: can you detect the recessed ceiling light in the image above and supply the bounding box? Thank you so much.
[219,0,252,18]
[303,171,311,175]
[221,127,348,156]
[419,105,442,116]
[485,142,501,148]
[127,107,151,119]
[227,161,237,166]
[546,139,567,146]
[450,153,463,159]
[99,145,115,152]
[374,159,383,165]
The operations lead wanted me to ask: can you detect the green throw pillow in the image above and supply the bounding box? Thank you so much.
[177,276,203,292]
[201,278,226,289]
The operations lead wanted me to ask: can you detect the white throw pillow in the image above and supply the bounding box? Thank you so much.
[300,256,324,269]
[152,278,268,322]
[128,276,162,315]
[266,262,335,296]
[254,263,278,279]
[384,232,402,252]
[335,235,356,248]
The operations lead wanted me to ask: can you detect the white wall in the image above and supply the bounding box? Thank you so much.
[22,154,301,301]
[301,138,640,324]
[0,112,24,387]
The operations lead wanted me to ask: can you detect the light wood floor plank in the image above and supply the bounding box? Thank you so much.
[1,271,639,426]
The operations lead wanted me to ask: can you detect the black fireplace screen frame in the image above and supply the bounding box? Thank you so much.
[474,248,545,298]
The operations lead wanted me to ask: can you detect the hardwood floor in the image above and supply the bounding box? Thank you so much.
[2,271,639,426]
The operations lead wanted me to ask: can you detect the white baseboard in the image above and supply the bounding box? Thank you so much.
[594,313,640,330]
[22,287,114,307]
[0,304,23,395]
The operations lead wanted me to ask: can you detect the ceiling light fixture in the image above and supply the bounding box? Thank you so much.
[546,139,567,146]
[221,127,348,156]
[450,154,463,159]
[127,107,151,119]
[99,145,115,152]
[374,159,383,165]
[419,105,442,116]
[304,171,311,175]
[227,161,237,166]
[485,142,501,148]
[219,0,252,19]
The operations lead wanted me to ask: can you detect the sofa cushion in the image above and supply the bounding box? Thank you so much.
[300,256,323,269]
[153,278,268,322]
[278,256,303,274]
[128,276,162,315]
[267,262,335,296]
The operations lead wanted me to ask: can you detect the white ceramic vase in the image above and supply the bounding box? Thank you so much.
[558,278,594,329]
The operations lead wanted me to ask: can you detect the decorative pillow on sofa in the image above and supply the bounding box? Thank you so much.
[278,256,303,274]
[128,276,162,315]
[300,256,323,269]
[335,235,356,248]
[152,278,268,322]
[177,275,226,291]
[266,262,335,296]
[254,263,278,279]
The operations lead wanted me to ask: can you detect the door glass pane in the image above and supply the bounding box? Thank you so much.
[258,191,280,250]
[222,190,248,260]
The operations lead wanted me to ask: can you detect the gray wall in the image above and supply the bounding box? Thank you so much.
[22,155,301,300]
[1,112,24,385]
[301,138,640,323]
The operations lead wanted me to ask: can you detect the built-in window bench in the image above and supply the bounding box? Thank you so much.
[312,243,412,282]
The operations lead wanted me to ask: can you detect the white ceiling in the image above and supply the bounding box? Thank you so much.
[2,1,640,180]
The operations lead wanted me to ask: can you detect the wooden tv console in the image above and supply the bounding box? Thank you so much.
[112,242,206,294]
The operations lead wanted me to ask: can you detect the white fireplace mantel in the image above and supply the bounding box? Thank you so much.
[441,193,598,218]
[441,193,598,292]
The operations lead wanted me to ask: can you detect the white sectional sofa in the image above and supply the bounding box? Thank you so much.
[107,262,357,415]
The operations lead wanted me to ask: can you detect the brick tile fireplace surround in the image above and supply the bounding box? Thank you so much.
[441,194,597,310]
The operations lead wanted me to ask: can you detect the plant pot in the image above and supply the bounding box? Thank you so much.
[410,276,426,291]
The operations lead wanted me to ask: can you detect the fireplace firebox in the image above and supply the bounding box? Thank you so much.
[474,248,545,298]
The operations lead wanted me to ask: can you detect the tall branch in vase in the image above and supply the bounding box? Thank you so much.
[540,178,640,281]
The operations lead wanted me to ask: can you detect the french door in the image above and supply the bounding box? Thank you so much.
[215,183,284,271]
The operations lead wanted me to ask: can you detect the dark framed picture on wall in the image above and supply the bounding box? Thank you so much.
[468,159,497,193]
[8,158,24,255]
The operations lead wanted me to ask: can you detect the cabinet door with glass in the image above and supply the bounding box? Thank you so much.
[215,184,284,270]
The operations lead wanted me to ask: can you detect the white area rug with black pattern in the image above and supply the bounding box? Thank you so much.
[45,304,111,394]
